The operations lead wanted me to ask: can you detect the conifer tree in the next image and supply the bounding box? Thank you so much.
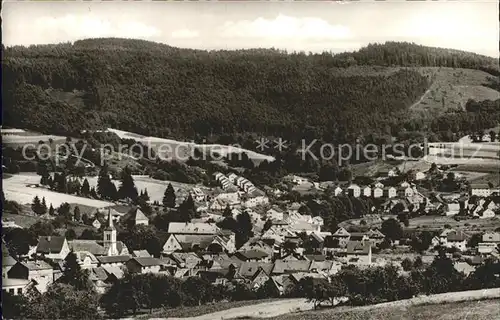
[163,183,176,208]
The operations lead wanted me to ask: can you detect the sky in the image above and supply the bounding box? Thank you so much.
[2,1,499,57]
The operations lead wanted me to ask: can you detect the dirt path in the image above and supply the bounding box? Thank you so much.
[163,299,314,320]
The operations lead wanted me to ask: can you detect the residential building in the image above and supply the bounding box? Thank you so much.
[345,241,372,265]
[445,203,461,216]
[347,184,361,198]
[470,184,499,197]
[92,219,101,229]
[36,236,70,261]
[8,260,54,293]
[483,232,500,243]
[132,208,149,226]
[334,186,343,196]
[190,187,206,202]
[2,278,33,296]
[362,186,372,197]
[243,195,269,208]
[384,187,397,198]
[126,257,163,274]
[132,250,151,258]
[373,187,383,198]
[168,222,220,235]
[97,255,131,268]
[331,227,351,247]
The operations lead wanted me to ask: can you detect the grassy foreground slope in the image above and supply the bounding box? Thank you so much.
[3,40,498,143]
[261,299,500,320]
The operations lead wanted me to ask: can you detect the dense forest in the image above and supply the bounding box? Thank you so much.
[2,39,499,144]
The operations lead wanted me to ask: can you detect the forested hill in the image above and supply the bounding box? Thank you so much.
[3,39,499,143]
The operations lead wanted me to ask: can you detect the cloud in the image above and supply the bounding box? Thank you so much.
[26,14,161,44]
[171,29,200,39]
[220,14,351,40]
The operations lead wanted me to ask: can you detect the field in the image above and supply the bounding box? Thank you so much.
[410,67,500,116]
[107,128,275,163]
[2,128,67,148]
[2,173,115,209]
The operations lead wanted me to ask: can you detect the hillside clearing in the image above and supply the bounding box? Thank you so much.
[3,173,114,209]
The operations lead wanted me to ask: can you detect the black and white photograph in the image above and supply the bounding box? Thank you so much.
[1,0,500,319]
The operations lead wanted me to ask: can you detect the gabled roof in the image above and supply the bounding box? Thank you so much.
[470,183,491,189]
[333,227,350,237]
[168,222,219,235]
[304,254,326,262]
[89,267,109,281]
[132,250,151,258]
[446,230,468,242]
[68,240,106,256]
[238,262,274,278]
[309,261,334,271]
[21,260,53,271]
[36,236,67,254]
[346,241,371,255]
[97,255,131,264]
[3,255,17,267]
[134,209,149,222]
[101,265,124,279]
[129,257,163,267]
[236,249,269,260]
[272,260,312,274]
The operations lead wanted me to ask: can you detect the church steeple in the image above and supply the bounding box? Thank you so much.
[103,208,118,256]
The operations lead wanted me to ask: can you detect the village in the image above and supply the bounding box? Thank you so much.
[3,160,500,303]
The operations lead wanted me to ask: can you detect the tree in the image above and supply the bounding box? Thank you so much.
[81,178,91,196]
[118,167,138,202]
[41,197,48,215]
[381,218,403,241]
[32,196,45,215]
[163,183,176,208]
[119,225,163,257]
[256,278,280,299]
[57,202,72,225]
[3,227,34,257]
[181,277,213,306]
[223,204,232,218]
[65,229,77,241]
[490,130,497,142]
[97,164,116,200]
[236,211,253,248]
[401,258,413,271]
[48,204,56,216]
[410,231,433,253]
[178,194,196,222]
[73,206,81,222]
[58,251,93,291]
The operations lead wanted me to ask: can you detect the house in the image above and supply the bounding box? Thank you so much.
[272,260,312,275]
[401,187,414,197]
[362,186,372,197]
[237,262,274,287]
[97,255,131,268]
[479,209,496,219]
[347,184,361,198]
[126,257,163,274]
[92,219,101,229]
[7,260,54,293]
[384,187,397,198]
[482,232,500,243]
[373,187,383,198]
[168,222,220,235]
[470,184,499,197]
[400,181,411,188]
[2,278,34,296]
[88,266,115,294]
[334,186,343,196]
[132,208,149,226]
[374,182,384,188]
[454,261,475,276]
[3,244,17,278]
[444,230,468,251]
[132,250,151,258]
[331,227,351,247]
[445,203,461,216]
[266,208,284,221]
[163,234,235,254]
[243,196,269,208]
[378,168,397,178]
[478,242,498,255]
[235,249,271,262]
[190,187,206,202]
[74,251,99,269]
[36,236,70,261]
[366,229,386,245]
[345,241,372,265]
